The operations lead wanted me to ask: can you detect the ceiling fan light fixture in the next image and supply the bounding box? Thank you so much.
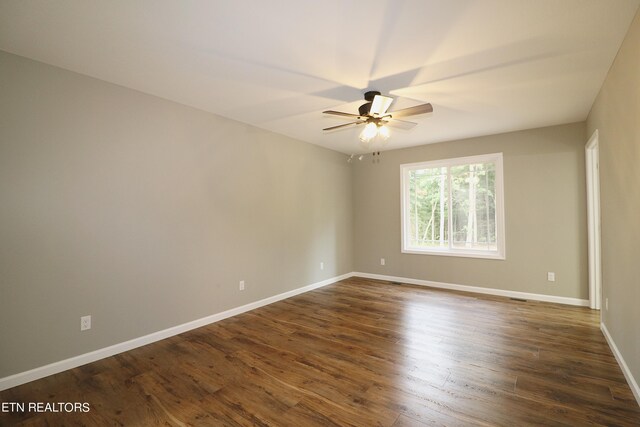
[359,122,378,143]
[378,124,390,140]
[323,91,432,145]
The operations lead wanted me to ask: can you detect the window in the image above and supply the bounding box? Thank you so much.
[401,153,505,259]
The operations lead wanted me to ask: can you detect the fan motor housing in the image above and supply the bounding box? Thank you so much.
[358,102,372,116]
[363,91,380,101]
[359,91,382,116]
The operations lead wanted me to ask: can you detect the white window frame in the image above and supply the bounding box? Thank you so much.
[400,153,506,260]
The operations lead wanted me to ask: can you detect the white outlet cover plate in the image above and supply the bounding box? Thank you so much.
[80,315,91,331]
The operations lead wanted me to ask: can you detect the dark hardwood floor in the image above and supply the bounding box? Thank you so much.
[2,277,639,426]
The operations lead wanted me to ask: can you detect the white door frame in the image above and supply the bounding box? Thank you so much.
[585,130,602,310]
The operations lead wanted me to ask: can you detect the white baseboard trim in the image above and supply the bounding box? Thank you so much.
[0,272,352,392]
[600,322,640,406]
[352,272,590,307]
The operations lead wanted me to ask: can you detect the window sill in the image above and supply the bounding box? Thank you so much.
[401,248,506,260]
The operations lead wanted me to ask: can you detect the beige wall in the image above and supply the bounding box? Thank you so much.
[0,51,353,378]
[353,123,588,299]
[587,9,640,388]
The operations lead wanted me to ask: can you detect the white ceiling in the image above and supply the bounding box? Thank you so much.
[1,0,638,154]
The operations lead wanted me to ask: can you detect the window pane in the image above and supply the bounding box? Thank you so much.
[408,167,448,249]
[450,162,497,251]
[402,153,504,259]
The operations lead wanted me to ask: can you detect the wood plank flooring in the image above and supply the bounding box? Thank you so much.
[1,277,639,426]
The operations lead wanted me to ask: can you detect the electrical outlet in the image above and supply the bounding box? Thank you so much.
[547,272,555,282]
[606,298,609,311]
[320,262,324,270]
[380,258,385,266]
[239,280,245,291]
[80,315,91,331]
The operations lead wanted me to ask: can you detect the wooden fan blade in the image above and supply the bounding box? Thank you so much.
[388,103,433,118]
[323,121,363,131]
[385,118,417,130]
[370,95,393,116]
[323,110,362,118]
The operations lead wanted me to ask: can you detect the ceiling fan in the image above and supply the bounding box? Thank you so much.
[322,91,433,143]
